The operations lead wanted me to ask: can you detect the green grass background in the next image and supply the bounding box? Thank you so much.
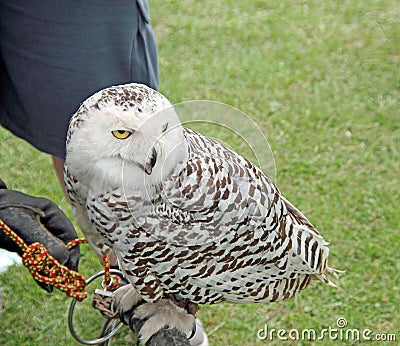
[1,0,399,344]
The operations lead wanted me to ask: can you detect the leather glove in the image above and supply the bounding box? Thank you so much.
[0,178,80,291]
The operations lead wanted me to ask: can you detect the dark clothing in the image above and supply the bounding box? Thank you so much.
[0,0,158,158]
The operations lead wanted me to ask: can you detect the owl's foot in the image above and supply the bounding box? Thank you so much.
[112,283,143,318]
[132,298,195,344]
[112,285,208,345]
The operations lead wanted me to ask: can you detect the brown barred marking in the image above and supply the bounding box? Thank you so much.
[65,83,336,305]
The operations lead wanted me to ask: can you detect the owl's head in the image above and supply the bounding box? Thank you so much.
[66,83,188,191]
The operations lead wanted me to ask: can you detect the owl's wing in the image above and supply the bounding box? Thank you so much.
[157,130,336,300]
[159,128,280,241]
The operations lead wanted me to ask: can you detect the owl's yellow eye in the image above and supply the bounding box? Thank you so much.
[112,130,132,139]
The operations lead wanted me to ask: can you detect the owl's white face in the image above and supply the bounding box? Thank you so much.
[66,84,188,193]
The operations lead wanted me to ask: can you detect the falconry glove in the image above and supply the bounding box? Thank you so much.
[0,178,80,291]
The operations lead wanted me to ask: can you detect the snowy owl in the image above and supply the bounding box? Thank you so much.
[65,83,337,311]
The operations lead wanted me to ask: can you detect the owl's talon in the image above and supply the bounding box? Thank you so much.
[112,284,143,324]
[188,320,197,339]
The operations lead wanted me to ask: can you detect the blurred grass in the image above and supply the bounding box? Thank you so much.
[1,0,399,345]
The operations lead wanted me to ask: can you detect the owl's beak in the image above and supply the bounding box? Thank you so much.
[144,147,157,175]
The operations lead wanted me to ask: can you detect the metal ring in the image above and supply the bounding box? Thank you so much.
[68,269,125,345]
[101,276,116,290]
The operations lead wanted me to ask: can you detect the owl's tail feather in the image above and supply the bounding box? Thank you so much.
[314,266,344,288]
[282,196,343,289]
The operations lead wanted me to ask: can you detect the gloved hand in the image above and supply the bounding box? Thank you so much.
[0,178,80,291]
